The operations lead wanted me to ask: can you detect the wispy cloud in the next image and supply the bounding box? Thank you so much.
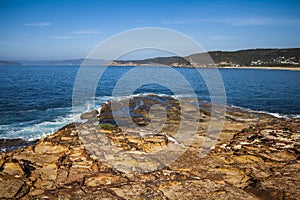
[51,29,101,39]
[217,18,274,26]
[23,22,51,27]
[161,19,197,25]
[73,30,101,35]
[162,18,274,26]
[162,17,300,26]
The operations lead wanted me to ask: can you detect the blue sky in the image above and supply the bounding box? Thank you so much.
[0,0,300,60]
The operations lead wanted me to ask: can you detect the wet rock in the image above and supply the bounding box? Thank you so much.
[80,110,99,120]
[98,102,115,124]
[98,95,182,131]
[0,138,38,152]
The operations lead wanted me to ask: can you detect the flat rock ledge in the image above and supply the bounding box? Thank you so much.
[0,95,299,200]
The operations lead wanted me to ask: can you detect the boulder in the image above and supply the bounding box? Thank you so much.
[80,110,99,120]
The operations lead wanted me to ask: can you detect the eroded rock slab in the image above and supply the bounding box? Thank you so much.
[0,95,299,199]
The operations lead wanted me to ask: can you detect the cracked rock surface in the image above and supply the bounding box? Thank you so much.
[0,95,299,199]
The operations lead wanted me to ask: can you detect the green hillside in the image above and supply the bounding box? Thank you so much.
[111,48,300,67]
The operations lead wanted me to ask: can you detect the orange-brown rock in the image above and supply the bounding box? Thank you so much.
[0,95,299,199]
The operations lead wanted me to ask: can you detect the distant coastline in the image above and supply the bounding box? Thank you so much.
[2,48,300,70]
[106,64,300,71]
[0,60,21,66]
[107,48,300,69]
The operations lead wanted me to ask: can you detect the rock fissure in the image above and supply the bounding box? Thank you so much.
[0,95,299,199]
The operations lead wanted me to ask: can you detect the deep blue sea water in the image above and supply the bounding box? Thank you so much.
[0,65,299,140]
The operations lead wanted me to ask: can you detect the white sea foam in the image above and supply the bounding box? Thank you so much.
[94,93,185,104]
[230,105,300,119]
[1,93,298,142]
[0,112,81,141]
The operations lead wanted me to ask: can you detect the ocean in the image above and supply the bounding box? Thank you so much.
[0,65,299,140]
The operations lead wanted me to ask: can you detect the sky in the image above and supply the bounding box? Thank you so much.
[0,0,300,60]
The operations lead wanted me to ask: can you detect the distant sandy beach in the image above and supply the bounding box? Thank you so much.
[219,66,300,71]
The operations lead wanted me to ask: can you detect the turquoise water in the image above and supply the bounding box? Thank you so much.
[0,65,299,140]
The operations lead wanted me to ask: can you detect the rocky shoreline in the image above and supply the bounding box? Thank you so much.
[0,95,299,199]
[0,138,38,153]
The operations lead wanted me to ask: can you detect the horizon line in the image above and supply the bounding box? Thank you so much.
[1,47,300,62]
